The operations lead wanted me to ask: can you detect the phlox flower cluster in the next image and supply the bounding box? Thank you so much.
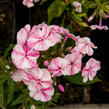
[11,23,101,102]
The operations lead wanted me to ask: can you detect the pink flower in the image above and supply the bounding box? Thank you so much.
[90,16,108,30]
[90,25,108,30]
[63,33,77,45]
[29,86,54,102]
[49,25,77,44]
[73,1,82,12]
[75,37,97,56]
[23,0,39,8]
[58,84,64,92]
[12,68,54,102]
[17,23,44,47]
[65,50,82,75]
[11,69,27,82]
[48,57,70,77]
[17,24,31,46]
[71,46,80,54]
[106,15,109,18]
[44,60,49,66]
[27,24,62,51]
[26,68,54,102]
[12,68,53,88]
[11,44,39,69]
[23,0,34,8]
[49,25,69,35]
[29,22,45,34]
[82,58,101,83]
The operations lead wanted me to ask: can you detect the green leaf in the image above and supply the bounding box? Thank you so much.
[7,79,14,104]
[69,0,74,3]
[0,74,10,85]
[89,3,97,9]
[78,22,89,27]
[0,85,4,108]
[67,24,74,33]
[12,95,24,105]
[95,0,101,5]
[65,72,101,85]
[48,0,67,24]
[4,44,14,57]
[40,0,47,5]
[71,13,82,22]
[104,5,109,13]
[0,58,5,70]
[77,13,87,18]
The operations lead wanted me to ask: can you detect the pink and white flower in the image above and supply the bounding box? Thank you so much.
[17,24,30,46]
[17,23,45,47]
[71,46,80,54]
[29,23,45,34]
[23,0,39,8]
[82,58,101,83]
[11,69,27,82]
[26,68,54,102]
[63,33,77,44]
[90,16,108,30]
[27,24,62,51]
[23,0,34,8]
[90,25,108,30]
[73,1,82,13]
[65,50,82,75]
[49,25,77,44]
[75,37,97,56]
[12,68,54,102]
[49,25,69,35]
[29,85,54,102]
[48,57,70,77]
[11,44,39,69]
[12,68,53,88]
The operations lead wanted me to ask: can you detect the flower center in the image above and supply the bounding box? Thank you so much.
[86,42,89,45]
[59,67,62,71]
[24,54,27,57]
[71,62,73,66]
[40,38,44,41]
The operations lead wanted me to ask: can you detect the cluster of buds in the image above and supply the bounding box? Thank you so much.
[11,23,101,102]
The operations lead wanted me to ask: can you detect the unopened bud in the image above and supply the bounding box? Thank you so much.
[88,16,93,22]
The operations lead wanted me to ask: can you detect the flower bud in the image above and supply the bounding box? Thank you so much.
[58,84,65,92]
[44,60,49,66]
